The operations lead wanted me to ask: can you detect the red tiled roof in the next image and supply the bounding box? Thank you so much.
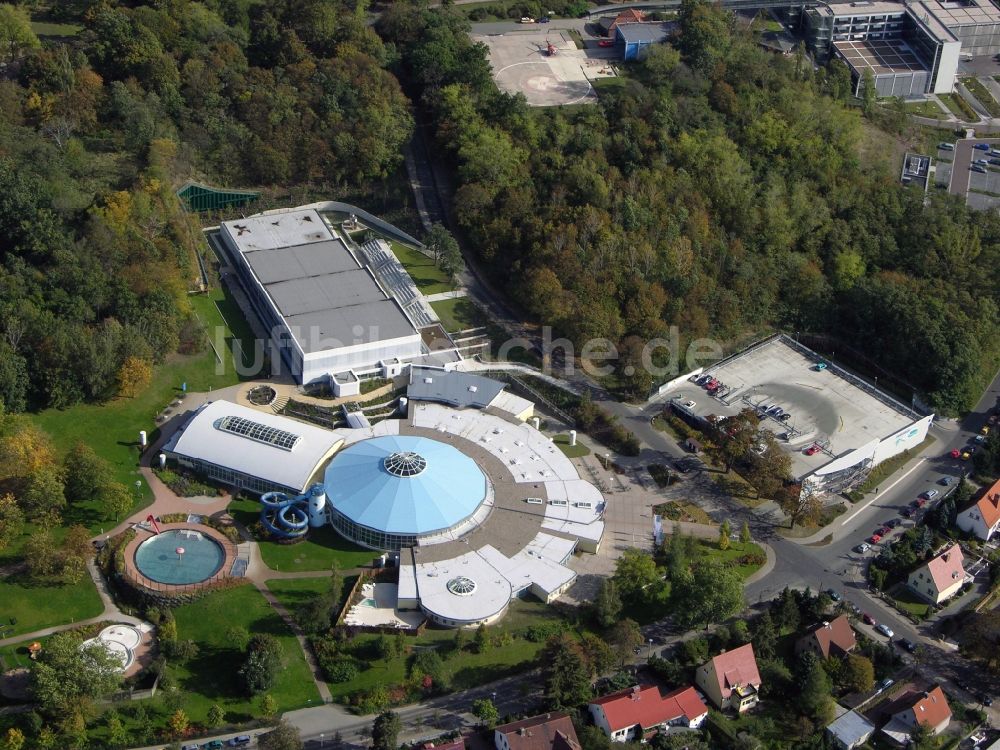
[496,713,581,750]
[590,685,707,731]
[424,739,465,750]
[616,8,647,23]
[707,644,761,698]
[925,545,965,593]
[803,615,856,658]
[891,686,952,729]
[975,481,1000,528]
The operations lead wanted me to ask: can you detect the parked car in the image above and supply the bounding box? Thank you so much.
[913,498,927,508]
[939,476,956,486]
[939,142,955,150]
[869,533,882,544]
[896,638,918,653]
[975,434,986,444]
[876,526,891,536]
[815,362,828,371]
[974,143,991,150]
[229,738,252,748]
[875,623,895,638]
[779,413,791,421]
[863,613,876,625]
[976,158,990,165]
[854,542,871,553]
[920,489,940,501]
[182,745,200,750]
[982,695,994,707]
[951,448,962,459]
[825,588,842,602]
[202,742,224,750]
[885,519,901,528]
[989,158,1000,165]
[879,678,895,691]
[598,39,614,47]
[972,165,988,173]
[901,507,916,518]
[804,444,821,456]
[983,425,991,436]
[520,16,536,22]
[538,15,550,22]
[962,449,973,460]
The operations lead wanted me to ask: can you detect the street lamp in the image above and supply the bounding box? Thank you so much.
[320,733,325,748]
[648,638,653,657]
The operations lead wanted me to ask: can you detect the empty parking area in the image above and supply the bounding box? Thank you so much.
[474,30,617,106]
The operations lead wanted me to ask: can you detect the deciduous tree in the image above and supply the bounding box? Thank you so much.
[595,578,622,628]
[371,710,401,750]
[540,632,592,709]
[259,720,304,750]
[31,632,123,715]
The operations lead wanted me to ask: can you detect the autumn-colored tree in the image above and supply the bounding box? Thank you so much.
[260,693,277,719]
[116,356,153,398]
[168,708,190,737]
[719,519,731,550]
[2,727,25,750]
[0,492,23,549]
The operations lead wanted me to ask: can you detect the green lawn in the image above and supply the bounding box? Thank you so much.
[266,575,358,627]
[553,433,591,458]
[170,585,321,723]
[902,100,949,119]
[30,284,250,534]
[430,297,484,333]
[327,598,561,701]
[391,243,455,295]
[0,575,103,641]
[229,498,375,572]
[693,539,767,580]
[893,586,931,619]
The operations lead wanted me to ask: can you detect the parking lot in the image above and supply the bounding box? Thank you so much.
[939,138,1000,211]
[474,29,618,106]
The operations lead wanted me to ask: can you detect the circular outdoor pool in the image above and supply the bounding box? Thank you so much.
[134,529,225,585]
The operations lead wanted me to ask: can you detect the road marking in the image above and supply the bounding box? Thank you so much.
[841,457,927,525]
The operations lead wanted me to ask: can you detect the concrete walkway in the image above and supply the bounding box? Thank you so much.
[424,290,468,302]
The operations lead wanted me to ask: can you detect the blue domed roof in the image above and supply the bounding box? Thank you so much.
[323,436,487,534]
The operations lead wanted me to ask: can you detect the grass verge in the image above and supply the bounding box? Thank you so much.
[962,78,1000,118]
[902,100,949,119]
[653,500,712,525]
[266,575,358,626]
[553,433,591,457]
[939,92,978,121]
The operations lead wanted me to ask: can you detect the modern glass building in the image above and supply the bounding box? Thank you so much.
[323,435,489,550]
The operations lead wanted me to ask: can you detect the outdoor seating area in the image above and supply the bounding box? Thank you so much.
[343,582,425,629]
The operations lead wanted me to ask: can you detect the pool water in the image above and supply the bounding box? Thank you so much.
[134,529,225,585]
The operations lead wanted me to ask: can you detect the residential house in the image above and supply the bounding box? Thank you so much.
[795,615,857,660]
[906,544,967,605]
[826,710,876,750]
[495,713,581,750]
[880,686,952,745]
[588,685,709,742]
[598,8,646,37]
[694,643,762,712]
[956,478,1000,541]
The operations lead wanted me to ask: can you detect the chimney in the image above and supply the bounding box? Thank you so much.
[519,728,527,736]
[822,621,830,629]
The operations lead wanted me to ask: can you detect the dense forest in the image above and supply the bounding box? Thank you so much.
[0,0,412,411]
[379,1,1000,413]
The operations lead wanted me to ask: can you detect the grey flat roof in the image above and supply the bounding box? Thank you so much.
[407,367,506,409]
[245,240,360,284]
[827,710,875,745]
[618,22,672,43]
[287,299,418,349]
[663,336,921,480]
[228,209,419,355]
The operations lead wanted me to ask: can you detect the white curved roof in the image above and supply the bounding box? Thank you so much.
[164,401,343,493]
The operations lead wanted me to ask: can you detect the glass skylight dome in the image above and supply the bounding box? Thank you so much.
[323,435,488,550]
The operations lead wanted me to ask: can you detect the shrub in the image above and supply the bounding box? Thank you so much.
[326,659,359,683]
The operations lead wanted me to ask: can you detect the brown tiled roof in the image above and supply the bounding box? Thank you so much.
[801,615,856,658]
[975,481,1000,528]
[706,643,761,698]
[496,713,581,750]
[425,739,466,750]
[890,686,952,729]
[589,685,707,731]
[925,545,965,592]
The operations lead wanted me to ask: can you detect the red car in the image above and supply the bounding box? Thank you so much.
[876,526,891,536]
[804,444,820,456]
[913,498,927,508]
[869,533,882,544]
[863,613,876,625]
[598,39,615,47]
[950,449,961,459]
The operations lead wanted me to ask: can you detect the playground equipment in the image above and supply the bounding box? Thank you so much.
[259,483,327,539]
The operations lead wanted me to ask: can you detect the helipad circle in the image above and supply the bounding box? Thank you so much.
[324,435,488,549]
